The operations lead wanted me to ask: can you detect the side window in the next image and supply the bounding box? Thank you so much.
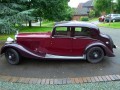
[74,27,91,36]
[54,27,70,37]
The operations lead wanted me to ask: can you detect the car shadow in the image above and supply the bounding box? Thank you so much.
[0,55,116,78]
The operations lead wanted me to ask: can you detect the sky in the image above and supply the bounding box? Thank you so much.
[68,0,89,8]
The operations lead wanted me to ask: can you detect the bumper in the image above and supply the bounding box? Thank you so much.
[113,45,116,48]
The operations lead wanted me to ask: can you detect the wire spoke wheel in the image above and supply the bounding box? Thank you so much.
[87,47,104,63]
[5,48,20,65]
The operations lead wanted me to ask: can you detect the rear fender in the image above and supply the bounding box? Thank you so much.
[85,42,115,57]
[1,43,46,59]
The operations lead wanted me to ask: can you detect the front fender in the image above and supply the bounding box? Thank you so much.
[85,42,115,57]
[1,43,46,59]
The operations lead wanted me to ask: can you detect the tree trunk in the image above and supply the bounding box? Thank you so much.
[40,20,41,27]
[29,20,32,27]
[40,17,42,27]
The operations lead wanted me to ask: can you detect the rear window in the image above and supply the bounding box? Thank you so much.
[74,27,91,36]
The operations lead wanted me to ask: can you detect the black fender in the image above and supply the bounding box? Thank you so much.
[0,43,46,59]
[84,42,115,57]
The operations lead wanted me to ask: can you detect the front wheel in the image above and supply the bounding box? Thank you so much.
[86,47,104,63]
[5,48,20,65]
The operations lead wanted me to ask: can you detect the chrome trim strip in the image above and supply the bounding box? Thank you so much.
[45,54,86,59]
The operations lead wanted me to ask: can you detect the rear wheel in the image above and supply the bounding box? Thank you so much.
[86,47,104,63]
[5,48,20,65]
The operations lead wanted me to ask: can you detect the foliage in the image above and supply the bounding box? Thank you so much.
[80,16,89,21]
[94,0,120,15]
[89,10,95,18]
[0,0,72,34]
[31,0,73,21]
[0,0,34,34]
[116,0,120,13]
[94,0,111,14]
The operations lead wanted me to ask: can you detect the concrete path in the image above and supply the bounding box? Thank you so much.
[0,80,120,90]
[90,20,100,25]
[22,21,40,26]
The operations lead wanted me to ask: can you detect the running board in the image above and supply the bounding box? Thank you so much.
[45,54,86,59]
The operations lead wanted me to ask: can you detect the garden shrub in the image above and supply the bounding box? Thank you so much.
[80,16,89,21]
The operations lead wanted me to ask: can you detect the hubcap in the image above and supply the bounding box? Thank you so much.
[9,55,12,59]
[6,52,16,61]
[5,49,20,65]
[94,53,98,58]
[89,50,102,60]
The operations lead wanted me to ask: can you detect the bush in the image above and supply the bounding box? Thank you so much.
[89,10,95,18]
[80,16,89,21]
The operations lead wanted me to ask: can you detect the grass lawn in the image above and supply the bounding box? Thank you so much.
[0,27,53,41]
[41,21,55,27]
[89,17,98,22]
[20,27,53,32]
[98,22,120,29]
[0,34,15,41]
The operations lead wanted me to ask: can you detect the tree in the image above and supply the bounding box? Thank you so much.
[0,0,72,34]
[89,10,95,18]
[94,0,112,15]
[0,0,34,34]
[116,0,120,13]
[31,0,72,21]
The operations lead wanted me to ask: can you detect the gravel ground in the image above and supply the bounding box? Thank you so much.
[0,81,120,90]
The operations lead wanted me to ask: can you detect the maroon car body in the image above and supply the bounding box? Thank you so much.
[99,16,105,22]
[0,21,116,65]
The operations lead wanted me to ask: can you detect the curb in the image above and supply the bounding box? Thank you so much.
[0,74,120,85]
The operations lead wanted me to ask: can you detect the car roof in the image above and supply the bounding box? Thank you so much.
[108,14,120,16]
[54,21,99,30]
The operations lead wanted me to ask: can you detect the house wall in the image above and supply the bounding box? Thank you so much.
[72,15,80,21]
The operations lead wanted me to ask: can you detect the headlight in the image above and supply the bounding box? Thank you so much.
[15,35,17,40]
[6,37,14,44]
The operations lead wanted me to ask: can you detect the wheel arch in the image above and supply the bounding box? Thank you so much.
[84,43,107,57]
[1,46,21,56]
[86,45,106,56]
[1,43,46,59]
[84,42,115,57]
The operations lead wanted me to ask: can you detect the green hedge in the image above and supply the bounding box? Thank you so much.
[80,17,89,21]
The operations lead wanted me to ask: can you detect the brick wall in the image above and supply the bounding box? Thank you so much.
[72,15,81,21]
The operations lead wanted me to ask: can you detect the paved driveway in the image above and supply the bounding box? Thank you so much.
[0,27,120,78]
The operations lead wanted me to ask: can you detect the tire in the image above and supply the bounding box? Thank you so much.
[86,47,104,63]
[5,48,20,65]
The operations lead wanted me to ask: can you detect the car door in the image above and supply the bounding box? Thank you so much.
[47,27,73,56]
[72,27,94,56]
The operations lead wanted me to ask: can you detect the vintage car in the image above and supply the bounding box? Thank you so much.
[0,21,116,65]
[99,15,105,22]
